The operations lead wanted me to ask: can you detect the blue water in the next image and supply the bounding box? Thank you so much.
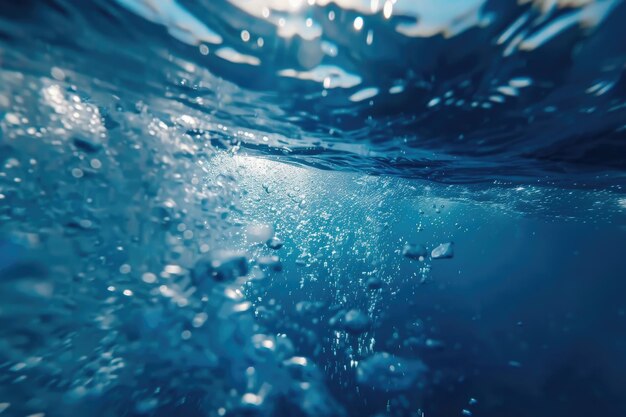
[0,1,625,417]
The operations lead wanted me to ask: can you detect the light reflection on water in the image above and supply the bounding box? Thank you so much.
[84,0,626,185]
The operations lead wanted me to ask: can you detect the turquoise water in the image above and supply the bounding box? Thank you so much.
[1,1,625,416]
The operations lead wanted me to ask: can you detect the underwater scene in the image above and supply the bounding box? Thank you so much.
[1,0,625,416]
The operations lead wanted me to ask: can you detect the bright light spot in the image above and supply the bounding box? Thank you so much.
[4,113,20,125]
[241,30,250,42]
[509,77,532,88]
[164,264,183,274]
[142,272,157,284]
[287,356,309,366]
[353,16,364,30]
[262,339,275,349]
[497,86,518,96]
[215,47,261,66]
[427,97,441,107]
[383,1,393,19]
[193,312,208,328]
[289,0,304,9]
[349,87,379,102]
[115,0,222,45]
[242,393,262,406]
[232,155,313,190]
[389,84,404,94]
[279,65,362,89]
[51,67,65,81]
[179,114,197,127]
[233,301,252,313]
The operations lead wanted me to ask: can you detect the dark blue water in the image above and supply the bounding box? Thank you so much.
[1,1,625,417]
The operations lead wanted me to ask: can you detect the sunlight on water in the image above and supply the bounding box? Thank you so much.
[0,1,625,416]
[83,0,626,184]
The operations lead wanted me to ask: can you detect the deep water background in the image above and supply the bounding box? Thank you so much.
[1,1,626,417]
[238,162,626,417]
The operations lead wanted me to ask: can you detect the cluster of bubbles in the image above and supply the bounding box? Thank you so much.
[0,57,475,416]
[0,68,352,417]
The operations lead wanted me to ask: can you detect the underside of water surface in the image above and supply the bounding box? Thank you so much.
[0,1,625,417]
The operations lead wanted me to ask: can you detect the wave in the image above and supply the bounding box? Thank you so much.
[1,0,625,187]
